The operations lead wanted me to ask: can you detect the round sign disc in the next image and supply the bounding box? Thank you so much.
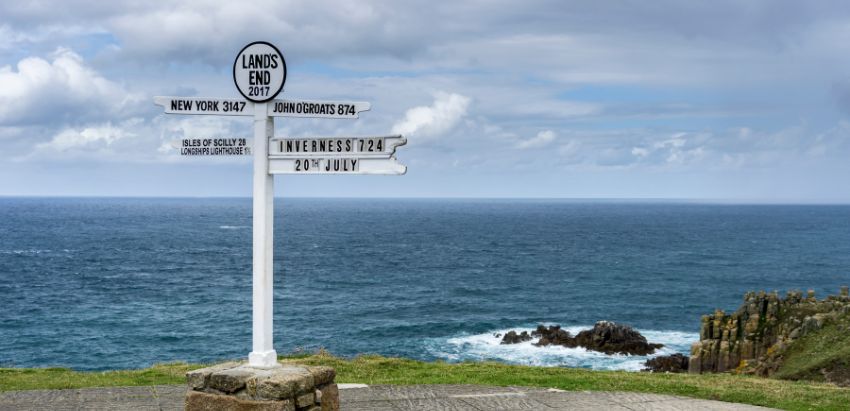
[233,41,286,103]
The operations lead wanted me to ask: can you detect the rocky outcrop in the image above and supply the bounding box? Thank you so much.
[689,287,850,377]
[500,330,533,344]
[644,353,689,373]
[571,321,663,355]
[532,325,576,347]
[503,322,663,355]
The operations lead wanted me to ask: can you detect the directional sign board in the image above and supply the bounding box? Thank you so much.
[154,96,370,119]
[268,135,406,174]
[171,138,253,156]
[268,157,405,174]
[267,99,371,119]
[269,135,404,157]
[154,97,253,116]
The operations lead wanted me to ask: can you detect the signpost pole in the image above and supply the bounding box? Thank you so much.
[249,102,279,368]
[155,41,406,370]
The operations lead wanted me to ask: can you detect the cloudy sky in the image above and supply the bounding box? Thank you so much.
[2,1,850,200]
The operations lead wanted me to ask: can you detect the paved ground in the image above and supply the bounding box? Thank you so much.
[0,384,778,410]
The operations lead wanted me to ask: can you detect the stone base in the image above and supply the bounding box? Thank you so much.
[185,362,338,411]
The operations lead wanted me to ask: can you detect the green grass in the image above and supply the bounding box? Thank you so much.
[2,354,850,410]
[774,310,850,383]
[0,362,195,391]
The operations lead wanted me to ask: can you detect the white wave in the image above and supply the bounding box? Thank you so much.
[219,225,248,229]
[424,325,698,371]
[0,249,51,255]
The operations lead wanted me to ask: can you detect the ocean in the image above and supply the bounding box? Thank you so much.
[1,198,849,371]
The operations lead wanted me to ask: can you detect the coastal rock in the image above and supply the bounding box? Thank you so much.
[503,322,662,355]
[689,287,850,378]
[573,321,663,355]
[500,330,533,344]
[644,354,689,373]
[532,325,576,347]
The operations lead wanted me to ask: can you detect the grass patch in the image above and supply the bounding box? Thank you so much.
[0,362,200,392]
[774,311,850,383]
[289,354,850,411]
[2,354,849,410]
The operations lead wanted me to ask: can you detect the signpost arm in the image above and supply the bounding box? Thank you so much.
[249,102,279,368]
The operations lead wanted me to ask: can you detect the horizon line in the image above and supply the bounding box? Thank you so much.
[2,195,850,205]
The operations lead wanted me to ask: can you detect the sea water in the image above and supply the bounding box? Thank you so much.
[1,198,848,371]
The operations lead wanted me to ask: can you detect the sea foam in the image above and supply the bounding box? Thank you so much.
[425,325,698,371]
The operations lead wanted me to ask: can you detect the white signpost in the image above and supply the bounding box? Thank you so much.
[154,41,406,368]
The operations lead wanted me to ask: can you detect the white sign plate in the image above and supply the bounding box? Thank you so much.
[233,41,286,103]
[269,135,405,158]
[267,99,371,119]
[154,96,253,116]
[170,138,253,156]
[268,157,406,175]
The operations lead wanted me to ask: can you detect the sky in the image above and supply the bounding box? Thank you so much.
[1,1,850,201]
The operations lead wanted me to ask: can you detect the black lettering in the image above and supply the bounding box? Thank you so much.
[249,70,270,85]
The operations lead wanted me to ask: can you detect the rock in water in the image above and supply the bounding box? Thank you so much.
[500,330,533,344]
[573,321,663,355]
[502,322,662,355]
[532,325,577,347]
[644,353,689,373]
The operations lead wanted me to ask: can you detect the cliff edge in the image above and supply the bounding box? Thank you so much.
[689,286,850,386]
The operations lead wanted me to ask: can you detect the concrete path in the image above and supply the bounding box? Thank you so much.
[0,384,778,410]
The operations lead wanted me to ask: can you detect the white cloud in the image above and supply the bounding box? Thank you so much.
[0,48,142,126]
[516,130,556,149]
[391,92,470,139]
[36,119,139,152]
[631,147,649,157]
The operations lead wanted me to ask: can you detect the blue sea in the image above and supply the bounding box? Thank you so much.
[1,198,849,371]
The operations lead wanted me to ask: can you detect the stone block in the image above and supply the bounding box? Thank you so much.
[307,366,336,386]
[186,362,336,411]
[295,392,315,408]
[317,383,339,411]
[210,368,257,393]
[186,390,294,411]
[256,367,314,400]
[187,361,241,390]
